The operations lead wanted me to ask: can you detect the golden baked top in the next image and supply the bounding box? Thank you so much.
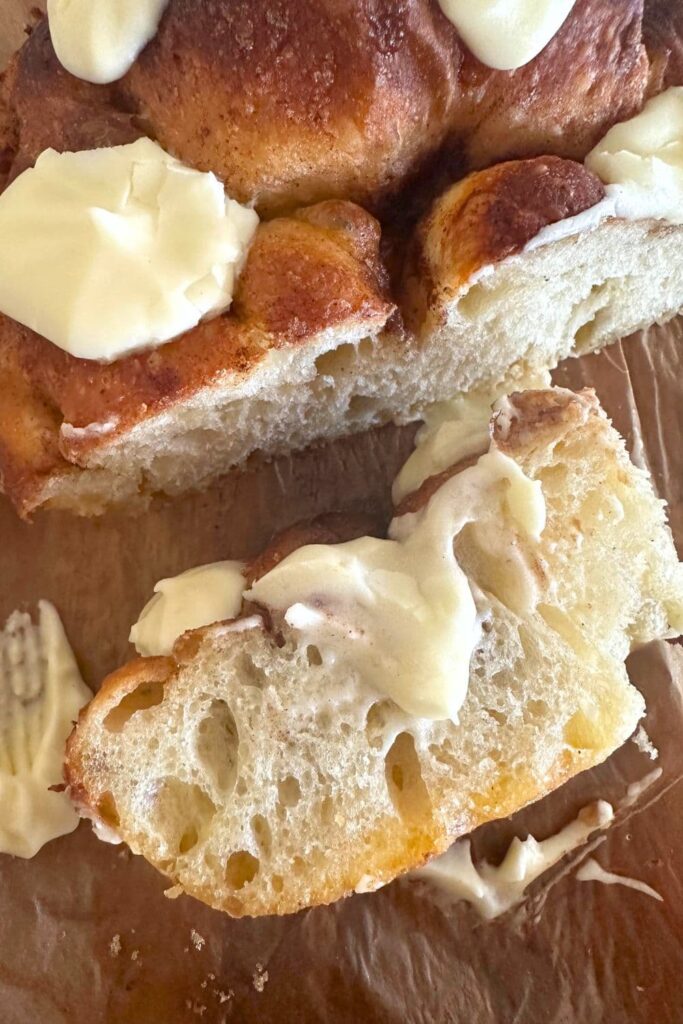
[2,0,648,214]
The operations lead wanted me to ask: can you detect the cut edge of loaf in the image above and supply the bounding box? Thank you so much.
[4,151,683,516]
[65,624,643,917]
[402,159,683,393]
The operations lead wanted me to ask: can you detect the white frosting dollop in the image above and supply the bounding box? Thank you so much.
[130,561,247,657]
[0,138,259,362]
[0,601,91,858]
[437,0,576,71]
[522,87,683,256]
[47,0,169,84]
[585,87,683,225]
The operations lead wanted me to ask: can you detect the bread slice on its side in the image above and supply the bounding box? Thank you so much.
[401,156,683,394]
[65,389,683,917]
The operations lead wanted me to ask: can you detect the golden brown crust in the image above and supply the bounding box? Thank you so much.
[245,510,381,586]
[0,200,393,516]
[401,157,605,332]
[458,0,648,171]
[3,21,141,183]
[395,388,601,516]
[3,1,647,217]
[491,387,599,454]
[644,0,683,93]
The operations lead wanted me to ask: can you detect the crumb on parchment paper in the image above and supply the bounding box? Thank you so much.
[253,963,269,992]
[185,998,207,1016]
[632,725,658,761]
[190,929,206,951]
[109,935,121,958]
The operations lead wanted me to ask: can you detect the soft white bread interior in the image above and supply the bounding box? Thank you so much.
[402,157,683,392]
[65,389,683,916]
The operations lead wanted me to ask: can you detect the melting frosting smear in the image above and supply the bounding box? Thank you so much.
[0,601,91,858]
[414,800,614,919]
[249,447,545,721]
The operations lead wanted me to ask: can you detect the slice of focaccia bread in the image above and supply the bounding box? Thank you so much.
[0,199,394,517]
[65,389,683,917]
[401,155,683,394]
[4,147,683,517]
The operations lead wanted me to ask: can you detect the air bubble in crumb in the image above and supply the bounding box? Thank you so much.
[253,963,269,992]
[109,935,121,958]
[191,929,206,951]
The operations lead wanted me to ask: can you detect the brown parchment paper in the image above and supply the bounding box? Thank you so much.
[3,7,683,1023]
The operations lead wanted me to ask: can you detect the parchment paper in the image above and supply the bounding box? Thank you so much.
[2,7,683,1023]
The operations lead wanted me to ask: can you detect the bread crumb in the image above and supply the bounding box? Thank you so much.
[632,726,658,761]
[191,929,206,951]
[185,999,207,1016]
[109,935,121,958]
[253,964,269,992]
[214,989,233,1004]
[164,883,184,900]
[131,950,140,962]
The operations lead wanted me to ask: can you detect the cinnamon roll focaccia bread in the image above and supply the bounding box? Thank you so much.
[4,148,683,518]
[0,0,649,214]
[3,1,683,518]
[0,200,395,516]
[65,389,683,917]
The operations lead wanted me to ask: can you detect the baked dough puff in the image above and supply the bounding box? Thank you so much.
[3,1,648,216]
[119,0,647,216]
